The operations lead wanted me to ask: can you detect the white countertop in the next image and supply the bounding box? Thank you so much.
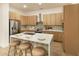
[43,29,64,32]
[10,33,53,44]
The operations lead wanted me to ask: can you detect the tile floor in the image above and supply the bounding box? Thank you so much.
[0,41,66,56]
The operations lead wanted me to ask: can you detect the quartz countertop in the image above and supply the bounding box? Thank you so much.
[10,33,53,44]
[43,29,64,32]
[21,29,64,32]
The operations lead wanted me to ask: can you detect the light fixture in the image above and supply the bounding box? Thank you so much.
[38,3,42,5]
[72,3,77,4]
[23,5,27,8]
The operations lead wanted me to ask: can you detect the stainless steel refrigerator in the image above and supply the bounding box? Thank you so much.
[9,19,20,35]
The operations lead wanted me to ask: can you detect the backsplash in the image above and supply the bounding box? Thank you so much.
[21,25,64,31]
[21,25,35,30]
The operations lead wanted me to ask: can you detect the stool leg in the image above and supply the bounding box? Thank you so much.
[25,49,27,56]
[19,49,23,56]
[16,49,20,56]
[8,46,11,56]
[30,48,32,56]
[14,47,17,56]
[22,49,26,56]
[30,47,33,56]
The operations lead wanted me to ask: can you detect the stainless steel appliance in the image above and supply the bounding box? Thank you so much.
[35,13,44,33]
[9,19,20,35]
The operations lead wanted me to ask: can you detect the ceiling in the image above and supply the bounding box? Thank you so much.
[10,3,70,12]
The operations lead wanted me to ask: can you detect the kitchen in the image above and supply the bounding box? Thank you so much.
[0,3,79,56]
[9,3,64,56]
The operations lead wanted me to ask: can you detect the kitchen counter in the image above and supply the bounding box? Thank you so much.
[10,32,53,44]
[20,29,64,42]
[43,29,64,32]
[21,29,64,33]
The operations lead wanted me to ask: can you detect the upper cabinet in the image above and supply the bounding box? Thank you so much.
[43,13,63,25]
[27,15,37,25]
[20,15,37,25]
[43,14,47,25]
[50,14,56,25]
[43,14,51,25]
[20,16,28,25]
[55,13,63,25]
[9,12,21,20]
[9,12,37,25]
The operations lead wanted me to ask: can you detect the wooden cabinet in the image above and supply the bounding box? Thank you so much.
[43,14,47,25]
[43,14,50,25]
[20,16,28,25]
[9,12,21,20]
[50,14,56,25]
[53,32,63,42]
[43,13,63,25]
[55,13,63,25]
[20,15,37,25]
[27,15,37,25]
[46,14,51,25]
[64,4,79,55]
[43,31,63,42]
[31,16,37,25]
[60,13,64,23]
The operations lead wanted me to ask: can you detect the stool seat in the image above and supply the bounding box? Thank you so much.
[10,42,19,47]
[19,43,32,49]
[32,47,48,56]
[8,41,20,56]
[18,42,33,56]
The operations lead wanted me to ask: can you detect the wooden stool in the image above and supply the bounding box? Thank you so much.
[32,47,48,56]
[18,42,32,56]
[8,41,20,56]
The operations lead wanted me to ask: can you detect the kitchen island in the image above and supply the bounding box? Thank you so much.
[10,32,53,56]
[21,29,64,42]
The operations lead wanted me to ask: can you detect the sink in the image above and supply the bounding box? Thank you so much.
[23,32,35,35]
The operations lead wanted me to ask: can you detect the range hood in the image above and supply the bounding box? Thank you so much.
[39,13,42,22]
[35,13,44,33]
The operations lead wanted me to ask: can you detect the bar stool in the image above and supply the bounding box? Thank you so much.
[18,42,33,56]
[8,40,20,56]
[32,47,48,56]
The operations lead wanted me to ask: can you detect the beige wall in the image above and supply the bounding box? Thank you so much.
[0,3,9,48]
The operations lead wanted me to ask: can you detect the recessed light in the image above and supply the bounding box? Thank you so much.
[72,3,77,4]
[23,5,27,8]
[38,3,42,5]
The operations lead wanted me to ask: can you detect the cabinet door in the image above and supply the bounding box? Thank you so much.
[43,14,47,25]
[64,4,79,55]
[20,16,25,25]
[60,13,64,23]
[20,16,28,25]
[32,15,37,25]
[55,13,62,25]
[53,32,63,42]
[57,32,63,42]
[43,14,51,25]
[46,14,51,25]
[25,16,28,25]
[28,16,33,25]
[53,32,58,41]
[50,14,56,25]
[27,16,37,25]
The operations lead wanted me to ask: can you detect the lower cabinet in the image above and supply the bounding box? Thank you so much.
[21,30,63,42]
[43,31,63,42]
[53,32,63,42]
